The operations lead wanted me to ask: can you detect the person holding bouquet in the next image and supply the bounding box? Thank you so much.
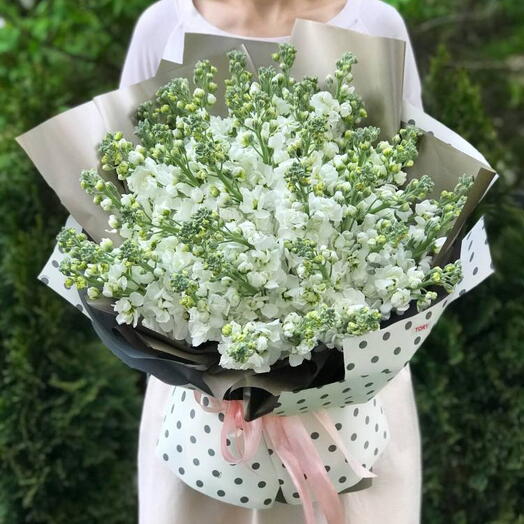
[121,1,424,523]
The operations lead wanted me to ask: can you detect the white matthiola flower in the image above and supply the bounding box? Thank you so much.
[406,267,425,288]
[318,162,339,189]
[209,115,233,137]
[268,131,290,164]
[390,288,411,311]
[393,170,407,185]
[239,186,266,216]
[188,309,212,346]
[218,320,282,373]
[100,198,113,211]
[276,206,308,240]
[115,298,134,324]
[272,94,291,115]
[339,101,352,117]
[128,149,144,165]
[408,223,426,242]
[373,266,405,297]
[322,142,339,159]
[238,220,278,251]
[308,194,344,224]
[247,271,268,289]
[415,200,439,217]
[190,187,204,203]
[260,302,279,318]
[115,293,143,327]
[310,91,339,115]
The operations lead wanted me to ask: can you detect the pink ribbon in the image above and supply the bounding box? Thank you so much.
[194,392,376,524]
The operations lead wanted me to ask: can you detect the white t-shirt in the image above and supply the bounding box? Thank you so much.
[120,0,424,110]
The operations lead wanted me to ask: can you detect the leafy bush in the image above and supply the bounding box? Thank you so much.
[387,3,523,520]
[0,2,150,522]
[410,37,524,524]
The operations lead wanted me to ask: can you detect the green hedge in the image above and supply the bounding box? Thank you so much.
[0,2,149,523]
[411,47,524,523]
[0,1,522,523]
[397,3,524,521]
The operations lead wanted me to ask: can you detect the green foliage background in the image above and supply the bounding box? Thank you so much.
[0,0,522,523]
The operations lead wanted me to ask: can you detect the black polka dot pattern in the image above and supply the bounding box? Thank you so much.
[155,386,284,509]
[274,356,408,415]
[329,295,454,406]
[161,383,393,507]
[274,389,391,503]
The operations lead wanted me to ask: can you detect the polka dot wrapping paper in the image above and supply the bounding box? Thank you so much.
[156,387,389,508]
[39,211,494,509]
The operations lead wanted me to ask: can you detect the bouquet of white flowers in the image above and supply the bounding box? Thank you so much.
[18,21,497,519]
[56,45,467,375]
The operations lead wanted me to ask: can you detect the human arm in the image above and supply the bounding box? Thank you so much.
[119,0,178,88]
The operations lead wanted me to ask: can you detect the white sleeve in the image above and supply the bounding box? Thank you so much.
[119,0,178,89]
[119,22,152,89]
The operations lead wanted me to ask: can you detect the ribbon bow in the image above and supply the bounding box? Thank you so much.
[194,392,375,524]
